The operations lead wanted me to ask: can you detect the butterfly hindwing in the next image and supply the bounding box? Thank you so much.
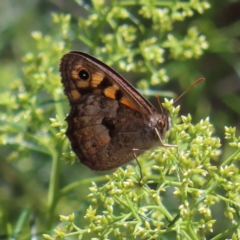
[65,94,159,170]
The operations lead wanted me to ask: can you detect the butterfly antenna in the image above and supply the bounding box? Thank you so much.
[173,78,205,105]
[156,95,164,114]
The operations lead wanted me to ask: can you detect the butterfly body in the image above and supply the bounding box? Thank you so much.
[60,51,170,171]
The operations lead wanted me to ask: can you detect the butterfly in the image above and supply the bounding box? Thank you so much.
[59,51,171,171]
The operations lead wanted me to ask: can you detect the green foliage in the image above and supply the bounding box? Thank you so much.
[44,101,240,239]
[1,0,240,240]
[70,0,209,88]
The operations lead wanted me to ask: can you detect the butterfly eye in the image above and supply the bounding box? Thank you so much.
[157,119,165,130]
[78,68,90,81]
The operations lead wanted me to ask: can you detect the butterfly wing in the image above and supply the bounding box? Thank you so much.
[65,94,159,170]
[59,51,170,170]
[60,51,158,119]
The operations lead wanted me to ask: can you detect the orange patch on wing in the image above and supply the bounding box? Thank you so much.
[103,86,118,99]
[120,96,139,111]
[91,72,105,87]
[69,89,81,101]
[71,70,80,80]
[76,80,90,88]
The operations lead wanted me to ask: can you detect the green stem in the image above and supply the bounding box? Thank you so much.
[125,194,141,222]
[60,176,107,195]
[185,223,199,240]
[46,151,61,229]
[144,205,173,221]
[220,148,240,167]
[211,225,239,240]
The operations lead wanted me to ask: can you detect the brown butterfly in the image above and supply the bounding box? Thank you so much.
[59,51,171,171]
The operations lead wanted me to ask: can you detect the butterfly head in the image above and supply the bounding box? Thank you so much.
[158,112,171,136]
[148,111,171,144]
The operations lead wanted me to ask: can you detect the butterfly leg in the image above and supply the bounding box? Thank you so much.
[132,149,144,183]
[154,128,177,148]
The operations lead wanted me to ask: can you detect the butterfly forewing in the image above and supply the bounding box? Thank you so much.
[60,51,160,116]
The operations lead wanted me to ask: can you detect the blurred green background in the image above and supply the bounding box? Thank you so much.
[0,0,240,238]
